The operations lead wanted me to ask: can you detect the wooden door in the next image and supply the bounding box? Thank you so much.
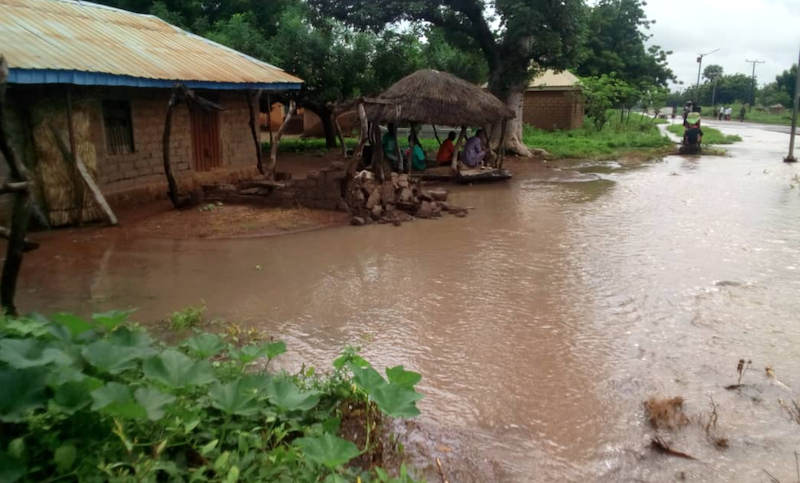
[190,108,221,172]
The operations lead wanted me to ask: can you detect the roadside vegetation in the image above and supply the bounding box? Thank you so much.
[523,113,672,160]
[666,124,743,145]
[0,311,425,483]
[700,103,793,127]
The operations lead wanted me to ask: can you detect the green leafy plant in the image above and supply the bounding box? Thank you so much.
[168,303,206,330]
[0,312,425,482]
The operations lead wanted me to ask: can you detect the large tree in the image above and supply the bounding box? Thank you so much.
[776,64,798,103]
[307,0,589,155]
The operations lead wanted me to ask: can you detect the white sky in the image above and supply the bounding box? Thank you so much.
[642,0,800,90]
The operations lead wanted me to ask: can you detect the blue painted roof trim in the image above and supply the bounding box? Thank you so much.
[7,69,302,91]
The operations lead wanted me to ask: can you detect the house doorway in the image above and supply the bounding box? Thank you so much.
[190,107,221,172]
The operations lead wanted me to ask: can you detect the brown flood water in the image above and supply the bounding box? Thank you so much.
[20,122,800,482]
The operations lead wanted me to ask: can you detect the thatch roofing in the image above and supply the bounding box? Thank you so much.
[366,70,514,127]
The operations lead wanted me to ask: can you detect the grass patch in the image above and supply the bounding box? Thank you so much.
[0,311,425,482]
[702,103,793,126]
[168,303,206,330]
[524,114,673,160]
[666,124,743,145]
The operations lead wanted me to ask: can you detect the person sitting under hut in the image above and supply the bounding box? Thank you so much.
[436,131,457,166]
[382,124,400,171]
[405,134,427,171]
[461,129,487,168]
[683,112,703,147]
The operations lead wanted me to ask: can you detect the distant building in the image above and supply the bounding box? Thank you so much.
[523,70,584,131]
[0,0,302,226]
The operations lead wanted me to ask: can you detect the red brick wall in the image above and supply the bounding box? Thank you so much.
[522,90,584,131]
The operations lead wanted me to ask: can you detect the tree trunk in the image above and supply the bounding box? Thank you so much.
[246,89,264,175]
[161,92,181,208]
[333,113,347,158]
[347,103,368,177]
[320,112,337,148]
[267,101,296,179]
[490,83,533,157]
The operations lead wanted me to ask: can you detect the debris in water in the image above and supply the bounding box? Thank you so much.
[435,457,451,483]
[650,436,697,460]
[766,366,792,392]
[645,396,689,430]
[736,358,752,385]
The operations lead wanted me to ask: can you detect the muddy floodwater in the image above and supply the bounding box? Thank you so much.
[22,122,800,482]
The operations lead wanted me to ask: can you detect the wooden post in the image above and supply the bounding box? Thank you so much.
[246,89,264,175]
[498,120,507,169]
[347,103,368,176]
[333,106,347,158]
[266,100,296,179]
[371,122,386,183]
[450,126,467,174]
[405,122,418,174]
[0,56,34,315]
[432,124,442,146]
[66,86,85,225]
[50,127,118,226]
[266,93,274,146]
[162,90,181,208]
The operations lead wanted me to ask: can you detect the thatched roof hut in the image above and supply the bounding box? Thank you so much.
[366,70,514,127]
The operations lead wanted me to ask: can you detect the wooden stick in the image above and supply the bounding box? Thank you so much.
[435,458,450,483]
[246,89,264,175]
[266,92,273,146]
[50,126,118,226]
[162,91,181,208]
[432,124,442,146]
[450,126,467,174]
[406,122,418,175]
[498,120,507,169]
[0,227,39,252]
[0,56,33,316]
[371,122,386,183]
[267,100,296,179]
[333,103,347,158]
[66,86,85,225]
[347,103,369,177]
[0,182,29,195]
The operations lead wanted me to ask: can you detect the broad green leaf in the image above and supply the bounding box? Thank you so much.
[322,417,340,435]
[92,309,135,330]
[54,445,77,473]
[108,327,157,357]
[262,341,286,359]
[350,365,387,393]
[295,434,360,469]
[0,452,25,483]
[1,317,50,338]
[0,339,72,369]
[81,340,141,374]
[7,439,24,460]
[385,366,422,389]
[228,344,263,365]
[369,384,423,419]
[0,367,47,422]
[134,387,176,421]
[266,378,320,412]
[224,466,240,483]
[51,313,93,338]
[46,364,86,386]
[323,474,348,483]
[199,439,219,456]
[143,350,216,388]
[209,380,259,417]
[50,378,103,415]
[182,333,225,359]
[90,382,147,419]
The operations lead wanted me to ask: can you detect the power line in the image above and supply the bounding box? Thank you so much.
[745,59,765,110]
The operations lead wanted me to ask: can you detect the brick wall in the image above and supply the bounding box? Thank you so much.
[523,90,585,131]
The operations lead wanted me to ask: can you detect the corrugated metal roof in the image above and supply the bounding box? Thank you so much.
[528,70,581,91]
[0,0,303,90]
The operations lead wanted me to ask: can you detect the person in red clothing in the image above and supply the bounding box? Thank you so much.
[436,131,457,165]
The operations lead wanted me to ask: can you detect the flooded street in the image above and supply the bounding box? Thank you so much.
[21,122,800,482]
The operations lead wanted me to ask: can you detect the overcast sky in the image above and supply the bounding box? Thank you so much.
[643,0,800,90]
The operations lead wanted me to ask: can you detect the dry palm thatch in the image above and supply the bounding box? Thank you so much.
[366,70,514,127]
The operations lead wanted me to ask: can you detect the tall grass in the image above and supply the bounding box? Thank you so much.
[666,124,742,145]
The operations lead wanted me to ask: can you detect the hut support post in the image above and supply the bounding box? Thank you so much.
[347,103,368,176]
[498,120,507,169]
[161,91,181,208]
[50,127,118,226]
[246,89,264,175]
[485,123,496,167]
[0,56,34,316]
[432,124,442,146]
[405,122,418,175]
[333,110,347,158]
[267,100,296,180]
[371,122,386,183]
[450,126,467,173]
[266,93,273,145]
[66,86,84,225]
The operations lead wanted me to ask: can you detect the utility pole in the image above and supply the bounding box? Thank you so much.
[746,59,765,111]
[784,44,799,163]
[695,49,720,104]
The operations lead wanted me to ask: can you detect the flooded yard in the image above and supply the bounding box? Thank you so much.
[21,122,800,482]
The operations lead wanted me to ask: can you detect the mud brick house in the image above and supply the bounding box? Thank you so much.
[523,70,584,131]
[0,0,303,226]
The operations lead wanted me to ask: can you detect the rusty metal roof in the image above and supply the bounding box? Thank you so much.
[0,0,303,90]
[528,70,581,91]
